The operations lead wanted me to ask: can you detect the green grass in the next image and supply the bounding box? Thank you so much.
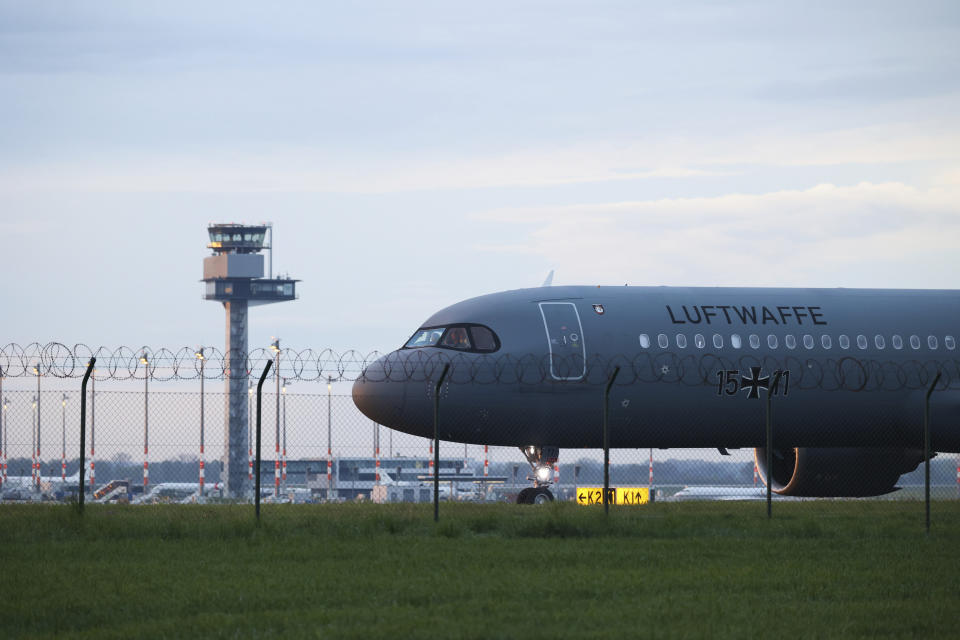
[1,502,958,639]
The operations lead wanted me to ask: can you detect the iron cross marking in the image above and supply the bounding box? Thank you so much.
[740,367,769,399]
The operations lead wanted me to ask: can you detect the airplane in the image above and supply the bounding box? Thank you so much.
[2,471,81,493]
[353,285,960,503]
[667,485,776,501]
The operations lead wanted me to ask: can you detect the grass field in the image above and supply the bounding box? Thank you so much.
[2,502,959,639]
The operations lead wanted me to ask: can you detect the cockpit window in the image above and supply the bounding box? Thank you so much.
[470,326,497,351]
[441,327,471,350]
[403,324,500,352]
[405,328,445,348]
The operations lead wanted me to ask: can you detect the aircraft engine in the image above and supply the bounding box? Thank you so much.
[753,447,926,497]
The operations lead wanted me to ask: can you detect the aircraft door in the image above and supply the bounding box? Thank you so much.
[538,302,586,380]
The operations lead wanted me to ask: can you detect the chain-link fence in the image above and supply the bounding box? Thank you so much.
[1,382,957,507]
[1,342,958,513]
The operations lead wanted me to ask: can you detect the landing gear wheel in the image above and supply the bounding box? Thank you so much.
[517,487,554,504]
[532,488,554,504]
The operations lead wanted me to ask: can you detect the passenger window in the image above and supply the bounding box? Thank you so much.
[821,335,832,349]
[470,326,498,352]
[839,335,850,349]
[857,335,868,349]
[802,335,814,349]
[892,335,903,350]
[639,334,651,349]
[928,335,938,350]
[712,334,723,349]
[875,335,885,349]
[749,334,760,349]
[657,334,669,349]
[767,334,778,349]
[676,334,687,348]
[910,335,921,349]
[441,327,472,350]
[695,334,705,349]
[946,336,956,350]
[731,334,742,349]
[785,334,797,349]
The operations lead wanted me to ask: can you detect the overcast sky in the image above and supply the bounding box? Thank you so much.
[2,1,959,357]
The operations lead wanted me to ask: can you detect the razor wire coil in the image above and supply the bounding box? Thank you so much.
[1,343,958,392]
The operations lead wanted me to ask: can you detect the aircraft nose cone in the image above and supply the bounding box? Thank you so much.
[352,353,432,439]
[352,358,394,425]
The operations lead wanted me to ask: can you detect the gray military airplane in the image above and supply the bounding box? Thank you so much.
[352,286,960,503]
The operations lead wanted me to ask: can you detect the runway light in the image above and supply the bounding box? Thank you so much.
[140,354,149,365]
[195,348,205,361]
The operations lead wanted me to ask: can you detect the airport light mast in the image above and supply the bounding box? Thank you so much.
[202,223,299,497]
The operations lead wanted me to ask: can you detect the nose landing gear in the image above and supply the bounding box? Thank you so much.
[516,445,558,504]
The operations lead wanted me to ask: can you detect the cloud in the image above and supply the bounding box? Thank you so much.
[473,181,960,288]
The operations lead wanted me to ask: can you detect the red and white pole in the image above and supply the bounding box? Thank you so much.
[648,448,654,487]
[553,461,559,486]
[326,449,333,500]
[484,445,489,478]
[31,396,37,489]
[274,447,280,496]
[429,440,434,476]
[199,446,205,493]
[281,382,287,488]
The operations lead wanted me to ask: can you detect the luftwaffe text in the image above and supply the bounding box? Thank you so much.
[666,305,826,325]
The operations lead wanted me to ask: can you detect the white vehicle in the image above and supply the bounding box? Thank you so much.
[132,482,223,504]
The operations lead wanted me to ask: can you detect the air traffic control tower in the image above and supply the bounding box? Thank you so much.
[202,223,298,497]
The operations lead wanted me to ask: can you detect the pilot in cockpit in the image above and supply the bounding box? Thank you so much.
[442,327,471,349]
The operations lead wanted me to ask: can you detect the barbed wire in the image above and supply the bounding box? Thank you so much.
[0,343,378,382]
[2,343,959,393]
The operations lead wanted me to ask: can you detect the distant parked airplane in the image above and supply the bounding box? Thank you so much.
[354,286,960,502]
[2,472,80,492]
[667,486,770,501]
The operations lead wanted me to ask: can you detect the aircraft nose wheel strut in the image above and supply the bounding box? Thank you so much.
[517,445,558,504]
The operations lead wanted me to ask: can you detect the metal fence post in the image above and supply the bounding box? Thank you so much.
[78,358,95,513]
[197,349,205,496]
[603,366,620,515]
[255,360,273,522]
[433,363,450,522]
[0,366,3,489]
[34,363,40,491]
[924,371,941,535]
[766,391,773,519]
